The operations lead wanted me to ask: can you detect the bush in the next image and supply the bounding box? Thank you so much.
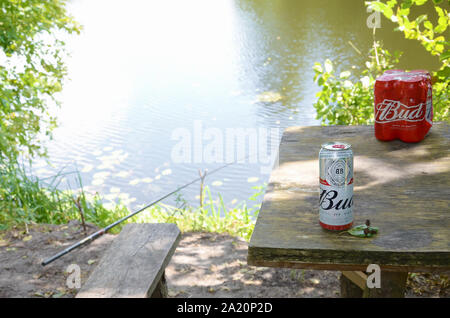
[0,0,81,162]
[313,0,449,125]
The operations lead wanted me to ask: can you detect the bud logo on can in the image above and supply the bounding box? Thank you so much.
[319,142,353,231]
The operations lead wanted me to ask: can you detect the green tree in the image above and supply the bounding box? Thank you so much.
[0,0,81,162]
[313,0,449,125]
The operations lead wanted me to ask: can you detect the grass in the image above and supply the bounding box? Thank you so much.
[0,161,264,241]
[133,186,263,241]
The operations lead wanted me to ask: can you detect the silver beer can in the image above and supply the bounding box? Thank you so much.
[319,142,353,230]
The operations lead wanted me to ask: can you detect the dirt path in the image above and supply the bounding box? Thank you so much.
[0,221,447,298]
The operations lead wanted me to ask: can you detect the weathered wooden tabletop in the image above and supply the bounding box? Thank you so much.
[248,123,450,272]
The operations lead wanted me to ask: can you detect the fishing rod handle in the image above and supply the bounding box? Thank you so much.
[41,229,105,266]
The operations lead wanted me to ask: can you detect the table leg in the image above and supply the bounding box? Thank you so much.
[340,271,408,298]
[340,273,363,298]
[366,271,408,298]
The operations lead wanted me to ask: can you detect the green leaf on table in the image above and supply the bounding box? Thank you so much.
[346,224,379,238]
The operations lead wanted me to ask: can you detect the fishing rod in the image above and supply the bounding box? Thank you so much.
[41,157,249,266]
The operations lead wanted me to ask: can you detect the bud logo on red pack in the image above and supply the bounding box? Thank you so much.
[375,99,424,123]
[374,69,432,142]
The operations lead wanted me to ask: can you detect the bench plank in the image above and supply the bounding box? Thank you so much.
[77,223,180,298]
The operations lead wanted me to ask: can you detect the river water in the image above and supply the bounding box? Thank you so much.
[34,0,440,210]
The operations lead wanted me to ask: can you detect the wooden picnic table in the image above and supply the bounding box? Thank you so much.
[248,123,450,297]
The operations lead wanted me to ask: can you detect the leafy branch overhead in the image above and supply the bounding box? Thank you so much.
[0,0,81,162]
[367,0,449,57]
[313,0,449,126]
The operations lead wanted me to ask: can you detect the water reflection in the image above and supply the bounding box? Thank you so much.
[35,0,440,210]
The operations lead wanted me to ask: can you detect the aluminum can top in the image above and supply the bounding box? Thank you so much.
[321,142,352,151]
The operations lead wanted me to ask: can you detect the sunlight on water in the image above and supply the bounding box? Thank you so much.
[33,0,440,209]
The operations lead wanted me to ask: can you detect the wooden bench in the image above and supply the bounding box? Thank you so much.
[76,223,180,298]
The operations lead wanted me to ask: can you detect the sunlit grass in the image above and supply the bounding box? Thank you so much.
[0,161,264,241]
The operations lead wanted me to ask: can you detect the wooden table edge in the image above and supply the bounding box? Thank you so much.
[247,246,450,273]
[247,258,450,272]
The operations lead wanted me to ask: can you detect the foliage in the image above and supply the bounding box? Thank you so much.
[0,162,126,228]
[313,0,449,125]
[0,162,265,241]
[368,0,448,57]
[368,0,449,117]
[0,0,81,162]
[313,42,402,125]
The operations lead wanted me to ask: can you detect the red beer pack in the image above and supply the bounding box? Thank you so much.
[374,69,433,143]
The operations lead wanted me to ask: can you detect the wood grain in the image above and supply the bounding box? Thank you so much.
[77,223,180,298]
[248,123,450,272]
[342,271,368,290]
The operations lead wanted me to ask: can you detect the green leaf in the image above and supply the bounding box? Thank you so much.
[318,76,325,86]
[346,224,379,238]
[313,63,323,73]
[324,59,333,73]
[398,7,411,16]
[415,14,427,25]
[424,21,434,30]
[435,24,448,33]
[340,71,351,79]
[387,0,398,8]
[435,16,449,33]
[402,0,413,9]
[383,6,394,18]
[435,6,444,17]
[439,50,450,60]
[436,66,450,77]
[367,1,388,12]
